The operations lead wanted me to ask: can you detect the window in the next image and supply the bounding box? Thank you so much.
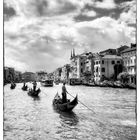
[81,63,83,66]
[99,61,100,64]
[96,67,98,72]
[102,60,104,64]
[134,58,136,64]
[117,61,120,64]
[128,60,130,64]
[81,69,83,73]
[112,61,115,64]
[96,61,98,65]
[101,67,105,72]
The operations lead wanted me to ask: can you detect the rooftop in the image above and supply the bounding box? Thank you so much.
[121,47,136,53]
[102,55,122,59]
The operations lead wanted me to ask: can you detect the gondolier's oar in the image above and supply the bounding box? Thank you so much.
[66,91,96,114]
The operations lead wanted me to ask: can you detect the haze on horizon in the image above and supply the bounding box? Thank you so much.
[4,0,136,73]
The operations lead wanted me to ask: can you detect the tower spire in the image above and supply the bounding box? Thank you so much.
[73,48,75,57]
[71,50,73,59]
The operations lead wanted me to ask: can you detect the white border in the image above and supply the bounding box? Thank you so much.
[137,0,139,139]
[0,0,3,139]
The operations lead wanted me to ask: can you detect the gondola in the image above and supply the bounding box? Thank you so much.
[27,88,41,97]
[53,93,78,112]
[21,85,28,91]
[10,83,16,89]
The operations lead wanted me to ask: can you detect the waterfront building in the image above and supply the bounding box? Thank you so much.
[14,71,22,82]
[4,67,15,83]
[82,52,95,82]
[47,73,54,80]
[54,68,62,82]
[94,54,122,82]
[22,72,36,82]
[121,43,136,84]
[116,45,129,56]
[99,48,117,56]
[69,49,87,79]
[36,71,48,81]
[61,64,70,83]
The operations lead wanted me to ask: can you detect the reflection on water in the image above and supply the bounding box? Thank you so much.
[4,83,136,140]
[57,110,79,126]
[32,96,41,101]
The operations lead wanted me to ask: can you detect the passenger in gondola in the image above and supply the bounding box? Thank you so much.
[23,82,26,87]
[62,82,67,103]
[32,81,37,92]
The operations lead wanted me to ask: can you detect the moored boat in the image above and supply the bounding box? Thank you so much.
[28,88,41,97]
[53,93,78,112]
[69,78,82,85]
[41,80,53,87]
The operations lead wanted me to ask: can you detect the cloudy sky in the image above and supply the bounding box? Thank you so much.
[4,0,136,72]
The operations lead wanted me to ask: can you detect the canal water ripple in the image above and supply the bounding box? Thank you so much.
[4,83,136,140]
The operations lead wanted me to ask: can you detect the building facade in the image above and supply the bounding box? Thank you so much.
[121,44,136,84]
[22,72,36,82]
[54,68,62,82]
[69,51,87,79]
[36,71,48,81]
[94,55,122,82]
[4,67,15,83]
[99,49,117,56]
[14,71,22,82]
[61,64,70,82]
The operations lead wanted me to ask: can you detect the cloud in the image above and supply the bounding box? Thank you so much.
[73,16,136,51]
[94,0,116,9]
[119,1,136,25]
[4,2,16,21]
[4,0,136,72]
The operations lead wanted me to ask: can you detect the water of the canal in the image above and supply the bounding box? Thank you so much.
[4,83,136,140]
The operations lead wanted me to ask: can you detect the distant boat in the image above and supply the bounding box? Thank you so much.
[41,80,53,87]
[53,93,78,112]
[10,83,16,89]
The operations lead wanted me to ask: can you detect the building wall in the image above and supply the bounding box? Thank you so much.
[121,51,136,75]
[22,72,36,82]
[36,71,48,81]
[4,67,15,83]
[121,46,136,84]
[60,64,70,82]
[70,57,78,78]
[70,55,87,79]
[54,68,61,81]
[14,71,22,82]
[94,55,122,82]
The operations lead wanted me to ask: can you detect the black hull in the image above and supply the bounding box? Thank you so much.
[22,86,28,91]
[41,85,53,87]
[53,93,78,112]
[10,84,16,89]
[28,88,41,97]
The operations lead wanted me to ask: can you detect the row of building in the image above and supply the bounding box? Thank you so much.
[52,43,136,84]
[4,68,48,83]
[4,43,136,85]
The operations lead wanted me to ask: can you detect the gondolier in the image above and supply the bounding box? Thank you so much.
[62,82,67,103]
[23,82,26,87]
[32,81,37,92]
